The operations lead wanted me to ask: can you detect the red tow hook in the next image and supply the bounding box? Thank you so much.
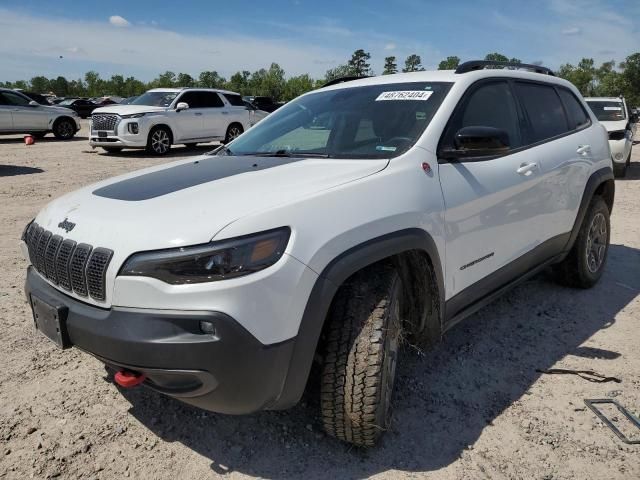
[114,369,146,388]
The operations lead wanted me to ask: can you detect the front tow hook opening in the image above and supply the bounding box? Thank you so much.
[114,369,146,388]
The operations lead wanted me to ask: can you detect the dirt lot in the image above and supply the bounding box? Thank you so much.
[0,123,638,479]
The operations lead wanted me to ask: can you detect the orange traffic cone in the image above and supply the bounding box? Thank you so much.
[24,135,35,146]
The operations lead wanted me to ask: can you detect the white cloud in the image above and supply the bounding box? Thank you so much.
[561,27,581,35]
[384,43,396,51]
[109,15,130,27]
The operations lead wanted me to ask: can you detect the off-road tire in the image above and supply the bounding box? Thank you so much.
[223,123,243,144]
[320,265,403,447]
[146,126,172,155]
[101,147,123,154]
[52,118,76,140]
[554,196,610,288]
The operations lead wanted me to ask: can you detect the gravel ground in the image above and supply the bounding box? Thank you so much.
[0,123,638,479]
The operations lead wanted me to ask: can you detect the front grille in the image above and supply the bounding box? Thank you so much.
[24,222,113,302]
[91,114,119,131]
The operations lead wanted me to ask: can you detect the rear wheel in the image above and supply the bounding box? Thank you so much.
[223,124,243,144]
[554,196,610,288]
[146,126,172,155]
[101,147,122,154]
[53,118,76,140]
[320,265,403,447]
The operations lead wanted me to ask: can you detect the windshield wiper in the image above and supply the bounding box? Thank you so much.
[239,150,330,158]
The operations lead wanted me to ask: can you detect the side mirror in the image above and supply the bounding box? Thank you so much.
[441,126,510,160]
[28,100,39,106]
[176,102,189,112]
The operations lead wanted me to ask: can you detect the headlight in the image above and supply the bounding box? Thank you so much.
[120,113,147,119]
[119,227,291,285]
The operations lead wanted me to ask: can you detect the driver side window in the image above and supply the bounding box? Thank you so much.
[444,81,522,150]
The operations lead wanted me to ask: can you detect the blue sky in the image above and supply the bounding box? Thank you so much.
[1,0,639,81]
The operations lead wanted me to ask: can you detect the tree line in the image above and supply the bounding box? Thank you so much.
[2,50,639,106]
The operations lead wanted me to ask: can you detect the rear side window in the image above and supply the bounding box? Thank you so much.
[515,82,568,144]
[443,80,522,150]
[558,88,590,130]
[223,94,245,106]
[201,92,224,108]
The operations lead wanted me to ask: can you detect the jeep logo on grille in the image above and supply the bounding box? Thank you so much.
[58,218,76,233]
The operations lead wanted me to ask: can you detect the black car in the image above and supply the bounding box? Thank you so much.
[21,92,51,105]
[57,98,98,118]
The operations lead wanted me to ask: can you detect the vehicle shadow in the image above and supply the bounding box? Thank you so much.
[619,161,640,181]
[0,136,88,144]
[115,243,639,479]
[0,165,44,177]
[95,144,218,159]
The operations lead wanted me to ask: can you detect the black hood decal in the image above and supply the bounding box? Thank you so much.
[92,156,305,201]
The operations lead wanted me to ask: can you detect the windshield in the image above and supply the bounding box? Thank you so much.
[131,91,178,107]
[222,81,452,159]
[58,99,77,105]
[586,101,626,121]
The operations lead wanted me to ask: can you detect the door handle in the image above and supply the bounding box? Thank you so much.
[194,112,203,116]
[516,162,538,176]
[221,111,229,115]
[576,145,591,155]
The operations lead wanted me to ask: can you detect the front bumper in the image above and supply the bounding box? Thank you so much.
[89,119,147,148]
[608,138,631,164]
[25,267,296,414]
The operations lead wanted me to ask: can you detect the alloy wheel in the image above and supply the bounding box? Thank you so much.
[586,212,607,273]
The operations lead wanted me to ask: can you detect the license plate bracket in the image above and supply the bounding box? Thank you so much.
[31,294,70,349]
[98,131,107,138]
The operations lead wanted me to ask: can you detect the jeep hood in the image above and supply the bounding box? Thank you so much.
[92,105,167,115]
[34,154,388,261]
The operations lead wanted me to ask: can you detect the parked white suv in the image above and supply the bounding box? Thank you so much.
[89,88,253,155]
[22,61,615,447]
[0,88,81,139]
[585,96,636,177]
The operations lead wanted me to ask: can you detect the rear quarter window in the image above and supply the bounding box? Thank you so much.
[558,88,590,130]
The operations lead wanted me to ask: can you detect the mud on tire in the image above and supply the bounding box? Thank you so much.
[320,264,403,447]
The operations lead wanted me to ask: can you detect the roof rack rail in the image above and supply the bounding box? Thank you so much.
[455,60,555,76]
[322,76,369,88]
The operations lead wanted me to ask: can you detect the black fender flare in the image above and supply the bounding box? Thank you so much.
[564,166,614,253]
[271,228,444,409]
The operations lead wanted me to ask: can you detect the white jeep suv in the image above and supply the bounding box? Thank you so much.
[89,88,252,155]
[0,88,81,139]
[585,96,636,177]
[22,61,614,447]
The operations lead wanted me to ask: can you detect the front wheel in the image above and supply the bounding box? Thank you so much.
[553,196,610,288]
[320,265,403,447]
[53,118,76,140]
[223,124,243,144]
[146,127,172,155]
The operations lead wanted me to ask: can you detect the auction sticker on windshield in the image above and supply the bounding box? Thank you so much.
[375,91,434,101]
